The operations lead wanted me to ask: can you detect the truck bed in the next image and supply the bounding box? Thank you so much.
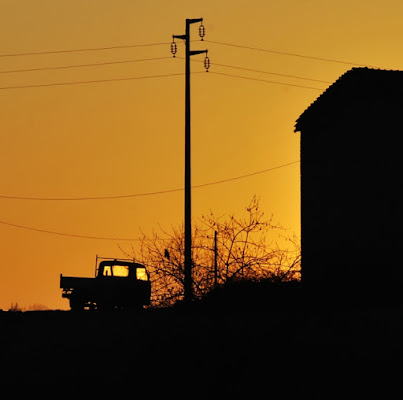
[60,275,95,290]
[60,274,145,291]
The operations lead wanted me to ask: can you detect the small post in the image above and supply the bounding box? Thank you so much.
[95,254,98,277]
[214,230,218,287]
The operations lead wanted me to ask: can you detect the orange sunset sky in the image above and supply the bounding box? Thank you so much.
[1,0,402,310]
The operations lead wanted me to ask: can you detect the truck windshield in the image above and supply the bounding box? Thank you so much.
[136,268,148,281]
[112,265,129,277]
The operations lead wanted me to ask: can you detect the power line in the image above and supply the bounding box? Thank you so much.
[0,42,170,58]
[0,70,324,91]
[0,38,374,68]
[185,57,331,84]
[193,160,300,188]
[0,219,141,241]
[0,187,183,201]
[1,55,330,85]
[0,158,300,241]
[211,62,331,84]
[0,41,370,92]
[210,71,324,91]
[207,40,376,68]
[0,56,172,74]
[0,71,195,90]
[0,63,329,93]
[0,161,299,201]
[0,217,256,242]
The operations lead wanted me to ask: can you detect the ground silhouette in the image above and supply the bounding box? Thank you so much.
[1,280,402,398]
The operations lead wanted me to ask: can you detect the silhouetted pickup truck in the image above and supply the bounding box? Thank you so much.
[60,258,151,311]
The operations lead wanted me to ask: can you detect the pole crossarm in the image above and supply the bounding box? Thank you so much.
[190,50,208,56]
[187,18,203,24]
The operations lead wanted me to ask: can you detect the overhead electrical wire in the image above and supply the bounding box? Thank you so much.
[205,62,331,84]
[0,71,324,91]
[0,56,172,74]
[209,71,324,91]
[0,42,171,58]
[0,39,317,241]
[0,37,361,242]
[0,38,374,68]
[0,56,330,86]
[0,39,376,92]
[184,57,331,84]
[0,71,194,90]
[0,62,329,92]
[0,219,142,241]
[207,40,376,68]
[0,160,299,201]
[0,161,300,240]
[0,219,235,241]
[192,160,300,188]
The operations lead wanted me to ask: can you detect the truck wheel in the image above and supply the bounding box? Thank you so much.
[70,293,84,312]
[98,302,114,312]
[127,304,143,312]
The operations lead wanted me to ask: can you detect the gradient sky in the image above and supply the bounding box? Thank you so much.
[1,0,402,310]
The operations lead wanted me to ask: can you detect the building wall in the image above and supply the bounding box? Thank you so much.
[300,103,403,288]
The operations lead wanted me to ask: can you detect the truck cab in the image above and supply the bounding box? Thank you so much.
[60,258,151,311]
[97,260,149,281]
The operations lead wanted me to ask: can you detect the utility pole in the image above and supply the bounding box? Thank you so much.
[171,19,209,303]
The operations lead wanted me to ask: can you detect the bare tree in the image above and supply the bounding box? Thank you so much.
[8,302,22,312]
[27,304,49,311]
[199,196,300,284]
[126,196,300,307]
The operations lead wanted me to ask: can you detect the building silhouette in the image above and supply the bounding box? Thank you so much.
[295,67,403,293]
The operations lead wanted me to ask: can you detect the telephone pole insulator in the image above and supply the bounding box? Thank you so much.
[170,38,177,57]
[199,23,206,41]
[171,18,208,303]
[204,52,210,72]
